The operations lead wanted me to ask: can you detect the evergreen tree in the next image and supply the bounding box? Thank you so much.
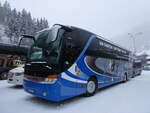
[0,1,49,44]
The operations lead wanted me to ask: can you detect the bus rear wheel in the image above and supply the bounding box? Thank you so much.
[85,77,98,96]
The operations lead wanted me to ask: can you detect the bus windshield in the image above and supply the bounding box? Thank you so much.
[30,47,43,60]
[29,25,64,64]
[35,25,61,48]
[26,25,90,76]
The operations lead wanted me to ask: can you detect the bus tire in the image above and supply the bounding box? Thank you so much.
[85,77,98,97]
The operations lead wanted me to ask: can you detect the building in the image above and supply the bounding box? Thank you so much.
[0,43,29,79]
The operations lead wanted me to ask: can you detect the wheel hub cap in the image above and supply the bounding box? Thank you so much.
[87,81,96,93]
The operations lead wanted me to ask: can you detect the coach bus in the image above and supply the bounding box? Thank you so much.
[22,24,132,102]
[132,59,142,76]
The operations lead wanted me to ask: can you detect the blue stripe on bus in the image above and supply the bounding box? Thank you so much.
[61,35,96,84]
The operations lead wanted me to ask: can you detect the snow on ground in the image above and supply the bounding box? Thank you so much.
[0,71,150,113]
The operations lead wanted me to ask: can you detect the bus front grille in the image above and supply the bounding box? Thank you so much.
[24,63,51,77]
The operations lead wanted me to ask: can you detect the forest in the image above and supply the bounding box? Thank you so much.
[0,1,49,44]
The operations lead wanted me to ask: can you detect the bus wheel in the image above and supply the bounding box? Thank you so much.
[0,72,8,80]
[85,77,97,96]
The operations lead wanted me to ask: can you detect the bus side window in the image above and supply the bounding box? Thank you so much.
[62,45,80,69]
[61,31,88,71]
[85,38,99,56]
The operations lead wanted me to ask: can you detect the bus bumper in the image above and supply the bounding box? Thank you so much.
[23,80,61,102]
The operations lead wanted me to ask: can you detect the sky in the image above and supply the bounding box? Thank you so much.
[1,0,150,40]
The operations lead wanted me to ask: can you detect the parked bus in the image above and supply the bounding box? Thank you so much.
[132,59,142,77]
[23,24,132,102]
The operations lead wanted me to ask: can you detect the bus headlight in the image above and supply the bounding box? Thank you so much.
[44,74,58,84]
[45,78,57,84]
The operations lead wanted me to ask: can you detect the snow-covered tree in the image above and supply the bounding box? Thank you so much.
[0,1,49,44]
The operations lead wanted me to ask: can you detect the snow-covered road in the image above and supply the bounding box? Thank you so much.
[0,71,150,113]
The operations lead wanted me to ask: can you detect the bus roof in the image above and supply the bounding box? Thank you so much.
[69,25,131,54]
[41,24,131,55]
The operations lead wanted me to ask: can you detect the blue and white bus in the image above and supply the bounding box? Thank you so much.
[23,24,132,102]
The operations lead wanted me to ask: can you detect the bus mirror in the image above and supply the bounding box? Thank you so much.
[18,35,35,47]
